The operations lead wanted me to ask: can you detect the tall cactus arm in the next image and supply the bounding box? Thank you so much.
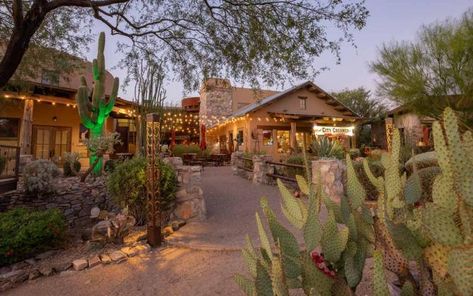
[103,77,119,115]
[75,77,96,129]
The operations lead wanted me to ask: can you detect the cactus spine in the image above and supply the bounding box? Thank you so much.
[75,32,119,175]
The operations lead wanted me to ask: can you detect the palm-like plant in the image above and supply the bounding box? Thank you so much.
[310,137,344,160]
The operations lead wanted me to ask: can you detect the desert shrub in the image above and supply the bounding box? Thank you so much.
[104,159,119,173]
[107,157,178,225]
[348,148,361,159]
[353,159,384,200]
[310,137,344,159]
[0,155,5,174]
[284,154,306,177]
[171,144,201,157]
[23,160,60,196]
[63,152,81,177]
[405,151,438,173]
[0,208,67,266]
[366,148,383,161]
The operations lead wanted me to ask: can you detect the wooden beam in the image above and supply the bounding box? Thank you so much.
[19,99,34,155]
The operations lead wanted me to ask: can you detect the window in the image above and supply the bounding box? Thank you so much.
[0,118,20,138]
[299,96,307,110]
[41,70,59,86]
[277,130,290,153]
[237,129,244,145]
[262,130,273,146]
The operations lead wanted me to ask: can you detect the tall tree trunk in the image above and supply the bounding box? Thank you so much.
[0,3,47,88]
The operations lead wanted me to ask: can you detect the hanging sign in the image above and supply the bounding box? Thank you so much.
[313,125,354,136]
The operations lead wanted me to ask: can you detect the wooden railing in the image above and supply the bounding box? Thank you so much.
[0,145,20,179]
[265,161,305,183]
[236,156,254,172]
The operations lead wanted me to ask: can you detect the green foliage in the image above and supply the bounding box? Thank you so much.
[0,208,66,266]
[331,87,387,119]
[370,9,473,128]
[310,137,344,160]
[285,154,306,178]
[23,160,60,196]
[63,152,81,177]
[348,148,361,160]
[353,160,384,201]
[236,154,374,295]
[107,157,177,225]
[171,144,201,157]
[104,159,118,173]
[76,32,119,175]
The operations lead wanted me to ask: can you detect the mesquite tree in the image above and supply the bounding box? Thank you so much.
[0,1,369,90]
[76,32,119,175]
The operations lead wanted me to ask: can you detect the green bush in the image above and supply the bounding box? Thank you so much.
[0,208,67,266]
[285,154,306,178]
[23,160,60,196]
[107,157,178,225]
[104,159,119,173]
[63,152,81,177]
[0,155,5,174]
[348,148,361,159]
[353,159,384,200]
[171,144,201,157]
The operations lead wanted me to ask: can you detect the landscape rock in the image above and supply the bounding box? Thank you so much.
[72,259,88,271]
[28,269,41,280]
[0,266,12,275]
[88,256,101,268]
[11,261,28,270]
[35,250,56,260]
[1,270,28,283]
[90,207,100,218]
[39,266,53,277]
[99,254,112,264]
[109,251,127,263]
[134,244,151,254]
[24,258,37,266]
[120,247,137,257]
[163,226,174,235]
[52,262,71,273]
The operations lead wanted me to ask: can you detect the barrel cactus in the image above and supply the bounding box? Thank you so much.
[75,32,119,176]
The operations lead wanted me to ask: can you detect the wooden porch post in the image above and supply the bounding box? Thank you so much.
[19,99,34,155]
[272,129,278,157]
[290,121,297,151]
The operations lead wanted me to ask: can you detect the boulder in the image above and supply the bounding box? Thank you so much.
[72,259,88,271]
[39,266,53,276]
[109,251,127,263]
[99,254,112,264]
[88,256,101,268]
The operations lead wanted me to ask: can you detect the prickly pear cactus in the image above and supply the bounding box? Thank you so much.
[75,32,119,175]
[362,107,473,295]
[235,154,375,295]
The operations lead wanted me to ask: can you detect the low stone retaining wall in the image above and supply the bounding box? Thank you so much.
[164,157,206,222]
[0,177,115,227]
[231,152,347,202]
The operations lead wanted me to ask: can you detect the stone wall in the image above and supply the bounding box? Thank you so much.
[311,159,346,203]
[0,177,115,227]
[252,155,273,185]
[199,78,233,124]
[231,152,253,180]
[164,157,206,222]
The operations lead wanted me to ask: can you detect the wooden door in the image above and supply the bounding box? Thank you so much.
[114,126,129,153]
[33,126,71,164]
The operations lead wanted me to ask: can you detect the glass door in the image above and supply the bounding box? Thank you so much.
[33,126,71,164]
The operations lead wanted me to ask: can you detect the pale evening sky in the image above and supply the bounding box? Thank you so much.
[86,0,473,105]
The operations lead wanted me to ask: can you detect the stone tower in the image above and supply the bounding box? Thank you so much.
[199,78,233,127]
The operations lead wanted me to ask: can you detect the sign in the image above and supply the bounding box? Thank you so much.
[313,125,354,136]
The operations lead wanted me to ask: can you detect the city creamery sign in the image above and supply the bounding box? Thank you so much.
[313,125,354,136]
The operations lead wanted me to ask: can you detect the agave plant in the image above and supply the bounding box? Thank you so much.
[310,137,344,160]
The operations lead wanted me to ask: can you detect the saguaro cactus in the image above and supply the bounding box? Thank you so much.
[76,32,119,175]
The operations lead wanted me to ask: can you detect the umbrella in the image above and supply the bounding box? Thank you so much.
[170,129,176,149]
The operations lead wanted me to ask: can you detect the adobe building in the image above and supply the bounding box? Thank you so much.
[0,61,136,171]
[199,79,360,160]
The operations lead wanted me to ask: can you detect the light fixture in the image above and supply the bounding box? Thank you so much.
[52,116,58,122]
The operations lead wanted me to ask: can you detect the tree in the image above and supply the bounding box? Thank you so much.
[0,0,369,90]
[370,9,473,129]
[125,53,167,155]
[331,87,387,119]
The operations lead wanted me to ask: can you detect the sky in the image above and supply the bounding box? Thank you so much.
[86,0,473,105]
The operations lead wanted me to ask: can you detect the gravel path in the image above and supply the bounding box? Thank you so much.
[168,166,308,249]
[4,166,331,296]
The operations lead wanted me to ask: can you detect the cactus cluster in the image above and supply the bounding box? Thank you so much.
[361,107,473,295]
[63,152,81,177]
[75,32,119,176]
[235,154,375,295]
[236,107,472,295]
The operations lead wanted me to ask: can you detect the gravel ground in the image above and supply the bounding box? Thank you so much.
[4,167,383,296]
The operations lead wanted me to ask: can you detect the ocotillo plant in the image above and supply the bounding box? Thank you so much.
[76,32,119,175]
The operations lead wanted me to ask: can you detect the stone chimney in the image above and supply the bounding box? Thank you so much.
[199,78,233,126]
